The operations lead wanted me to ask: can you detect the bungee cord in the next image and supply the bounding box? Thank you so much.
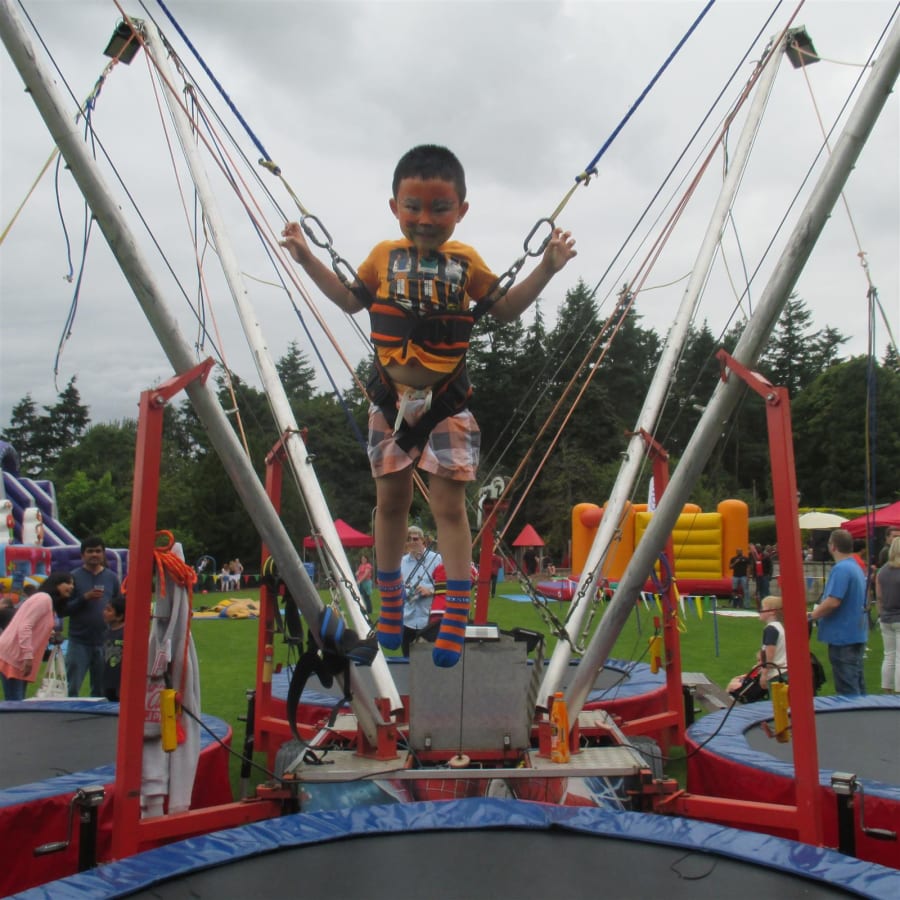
[11,0,893,668]
[478,1,790,504]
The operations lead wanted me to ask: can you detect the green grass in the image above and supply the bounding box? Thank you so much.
[33,582,887,797]
[189,582,885,795]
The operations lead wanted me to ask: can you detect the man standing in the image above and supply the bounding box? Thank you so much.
[66,536,123,697]
[400,526,441,656]
[729,548,751,609]
[810,528,868,695]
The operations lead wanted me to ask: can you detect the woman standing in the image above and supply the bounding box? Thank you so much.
[356,553,374,615]
[876,536,900,693]
[0,572,74,701]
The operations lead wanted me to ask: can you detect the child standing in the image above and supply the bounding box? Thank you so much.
[102,596,125,702]
[282,144,576,667]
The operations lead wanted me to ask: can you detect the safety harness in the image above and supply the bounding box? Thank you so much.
[285,606,378,744]
[360,291,496,452]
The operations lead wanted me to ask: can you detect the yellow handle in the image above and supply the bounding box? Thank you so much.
[161,688,178,752]
[771,681,791,743]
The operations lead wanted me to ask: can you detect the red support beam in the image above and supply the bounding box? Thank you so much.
[715,351,823,848]
[112,360,215,860]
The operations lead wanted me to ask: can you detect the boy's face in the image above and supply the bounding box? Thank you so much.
[390,177,468,253]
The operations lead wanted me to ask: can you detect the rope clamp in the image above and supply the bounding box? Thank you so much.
[258,158,282,177]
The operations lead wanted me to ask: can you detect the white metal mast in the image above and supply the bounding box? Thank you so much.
[539,31,787,702]
[141,20,401,713]
[566,13,900,718]
[0,0,389,742]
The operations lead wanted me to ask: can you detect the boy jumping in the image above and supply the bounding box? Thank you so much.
[282,145,576,666]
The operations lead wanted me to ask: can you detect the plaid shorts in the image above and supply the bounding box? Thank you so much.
[367,402,480,482]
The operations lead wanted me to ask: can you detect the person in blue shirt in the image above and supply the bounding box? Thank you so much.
[65,536,123,697]
[809,528,868,695]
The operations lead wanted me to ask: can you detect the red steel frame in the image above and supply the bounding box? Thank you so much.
[111,350,823,857]
[664,351,823,846]
[618,429,685,750]
[253,434,296,757]
[111,362,282,861]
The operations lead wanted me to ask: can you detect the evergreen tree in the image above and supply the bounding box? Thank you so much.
[0,395,42,476]
[468,314,527,470]
[760,296,847,396]
[277,341,317,402]
[0,379,90,476]
[793,356,900,506]
[659,321,721,457]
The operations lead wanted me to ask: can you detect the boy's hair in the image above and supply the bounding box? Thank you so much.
[107,596,126,619]
[81,535,106,553]
[392,145,467,201]
[760,595,782,612]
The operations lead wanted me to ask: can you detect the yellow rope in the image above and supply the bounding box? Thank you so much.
[0,148,59,246]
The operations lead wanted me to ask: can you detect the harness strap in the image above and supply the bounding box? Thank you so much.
[284,609,377,744]
[367,357,472,454]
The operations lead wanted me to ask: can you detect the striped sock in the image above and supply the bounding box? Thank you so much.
[433,579,470,668]
[376,569,403,650]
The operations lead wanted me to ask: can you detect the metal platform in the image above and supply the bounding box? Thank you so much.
[294,744,649,783]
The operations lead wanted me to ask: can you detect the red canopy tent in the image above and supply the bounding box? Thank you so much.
[302,518,373,549]
[841,501,900,539]
[512,524,544,547]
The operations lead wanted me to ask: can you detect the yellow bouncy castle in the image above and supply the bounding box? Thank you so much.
[571,499,749,596]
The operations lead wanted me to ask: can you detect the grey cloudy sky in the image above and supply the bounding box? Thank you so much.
[1,0,898,430]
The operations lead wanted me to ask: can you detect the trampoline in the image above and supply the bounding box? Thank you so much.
[270,656,666,728]
[14,798,900,899]
[686,695,900,870]
[0,700,233,896]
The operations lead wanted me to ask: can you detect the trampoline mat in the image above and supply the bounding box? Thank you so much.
[0,710,117,789]
[283,658,642,702]
[744,708,900,783]
[126,829,854,899]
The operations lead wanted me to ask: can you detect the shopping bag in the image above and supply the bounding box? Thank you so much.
[35,645,68,699]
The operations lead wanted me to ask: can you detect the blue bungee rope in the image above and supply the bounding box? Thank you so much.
[152,0,279,173]
[577,0,718,182]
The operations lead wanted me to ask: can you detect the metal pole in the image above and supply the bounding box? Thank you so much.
[141,21,400,712]
[0,0,384,741]
[567,13,900,718]
[539,34,787,702]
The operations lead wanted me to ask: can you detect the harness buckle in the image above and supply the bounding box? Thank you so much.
[393,387,433,433]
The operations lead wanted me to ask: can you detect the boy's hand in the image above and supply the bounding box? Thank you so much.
[541,227,577,273]
[280,221,312,264]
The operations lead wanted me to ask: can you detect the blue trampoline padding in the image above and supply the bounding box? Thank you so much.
[272,657,663,708]
[686,695,900,801]
[583,657,665,702]
[13,798,900,899]
[0,700,231,808]
[687,694,900,800]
